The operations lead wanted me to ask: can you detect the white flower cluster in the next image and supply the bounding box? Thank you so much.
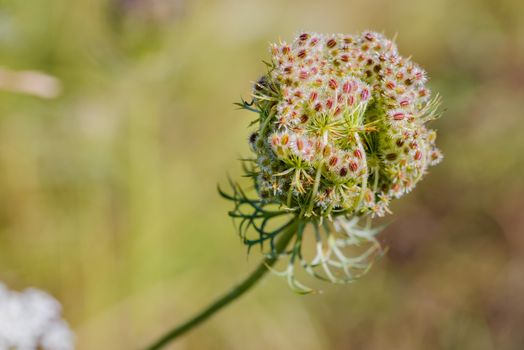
[0,283,75,350]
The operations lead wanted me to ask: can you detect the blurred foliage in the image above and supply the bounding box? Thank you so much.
[0,0,523,349]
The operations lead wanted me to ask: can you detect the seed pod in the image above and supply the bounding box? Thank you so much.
[245,31,442,218]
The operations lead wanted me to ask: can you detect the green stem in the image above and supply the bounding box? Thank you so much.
[143,217,299,350]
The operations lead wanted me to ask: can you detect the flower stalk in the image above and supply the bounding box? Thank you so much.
[143,217,299,350]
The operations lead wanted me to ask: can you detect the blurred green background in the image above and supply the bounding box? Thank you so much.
[1,0,523,349]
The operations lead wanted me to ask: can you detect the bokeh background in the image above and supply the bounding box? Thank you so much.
[1,0,523,349]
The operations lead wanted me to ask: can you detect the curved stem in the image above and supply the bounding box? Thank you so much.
[143,217,299,350]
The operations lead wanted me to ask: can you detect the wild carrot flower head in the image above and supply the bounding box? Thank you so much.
[247,31,442,218]
[229,31,443,292]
